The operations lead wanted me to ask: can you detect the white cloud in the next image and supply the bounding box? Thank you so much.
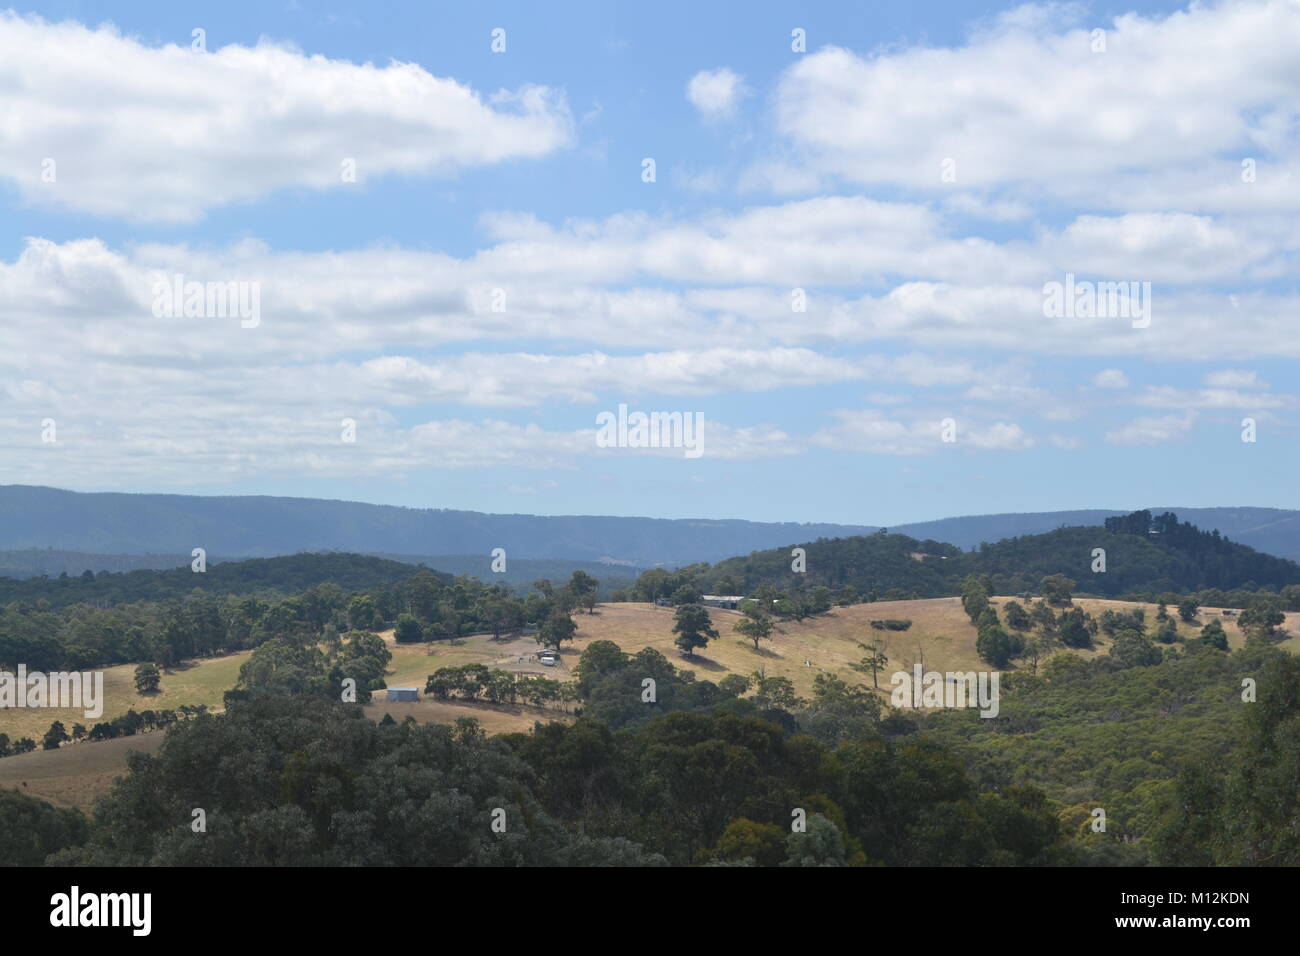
[1135,386,1287,410]
[808,410,1032,455]
[965,422,1035,450]
[686,68,746,119]
[0,13,572,221]
[1204,369,1267,388]
[769,0,1300,211]
[1104,411,1197,445]
[1093,369,1130,389]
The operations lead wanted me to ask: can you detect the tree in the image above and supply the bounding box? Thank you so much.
[734,610,773,651]
[1031,599,1059,639]
[538,609,578,651]
[1057,608,1093,650]
[1239,597,1286,640]
[670,583,701,606]
[1020,635,1045,674]
[1153,619,1180,644]
[133,662,161,694]
[1177,599,1199,623]
[42,721,69,751]
[672,604,717,658]
[961,575,991,623]
[1040,574,1075,607]
[782,814,848,867]
[348,594,378,630]
[749,671,802,711]
[1003,601,1032,632]
[852,642,890,689]
[976,623,1017,668]
[394,614,424,644]
[708,818,786,867]
[567,570,599,614]
[1109,629,1162,668]
[717,674,752,698]
[1197,618,1229,650]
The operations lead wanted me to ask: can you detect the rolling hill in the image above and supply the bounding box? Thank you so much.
[689,511,1300,599]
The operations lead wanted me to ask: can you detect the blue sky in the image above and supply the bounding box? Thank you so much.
[2,0,1297,525]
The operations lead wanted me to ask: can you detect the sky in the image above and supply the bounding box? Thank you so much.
[1,0,1297,526]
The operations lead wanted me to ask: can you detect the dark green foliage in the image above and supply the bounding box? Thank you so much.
[1003,601,1031,631]
[1151,652,1300,864]
[0,552,445,609]
[48,697,666,867]
[0,790,88,865]
[393,614,424,644]
[1057,608,1094,649]
[134,662,161,693]
[1108,630,1162,668]
[671,604,717,657]
[1197,619,1229,650]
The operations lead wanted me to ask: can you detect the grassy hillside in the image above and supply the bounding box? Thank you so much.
[0,732,165,811]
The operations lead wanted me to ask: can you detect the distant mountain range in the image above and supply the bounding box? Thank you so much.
[2,485,1298,568]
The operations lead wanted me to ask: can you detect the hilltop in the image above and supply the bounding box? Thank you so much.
[664,510,1300,600]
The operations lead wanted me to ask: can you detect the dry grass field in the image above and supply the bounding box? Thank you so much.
[0,731,165,811]
[0,652,247,741]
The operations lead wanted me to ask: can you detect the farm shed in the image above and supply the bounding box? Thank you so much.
[387,687,419,702]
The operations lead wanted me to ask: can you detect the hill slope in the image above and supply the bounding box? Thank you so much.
[689,511,1300,598]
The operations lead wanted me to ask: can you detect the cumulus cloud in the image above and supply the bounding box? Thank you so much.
[686,67,746,119]
[0,13,572,221]
[768,0,1300,211]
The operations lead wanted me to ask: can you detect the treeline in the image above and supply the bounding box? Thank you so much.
[1,706,209,760]
[0,557,603,674]
[619,531,962,604]
[619,511,1300,608]
[0,552,438,608]
[424,664,574,709]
